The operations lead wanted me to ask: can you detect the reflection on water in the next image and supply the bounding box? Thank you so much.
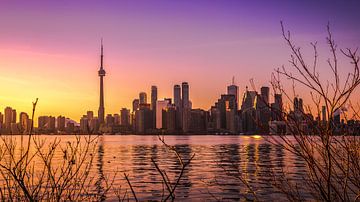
[2,135,310,201]
[95,136,105,201]
[94,135,308,201]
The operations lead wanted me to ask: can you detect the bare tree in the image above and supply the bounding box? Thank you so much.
[0,99,115,201]
[267,22,360,201]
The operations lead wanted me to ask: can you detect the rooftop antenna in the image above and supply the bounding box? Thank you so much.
[232,76,235,85]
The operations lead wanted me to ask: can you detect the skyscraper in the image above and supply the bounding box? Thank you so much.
[139,92,147,104]
[57,116,66,131]
[260,86,270,106]
[227,77,239,109]
[132,99,140,112]
[299,98,304,113]
[4,107,13,130]
[0,113,3,127]
[120,108,130,126]
[182,82,190,132]
[156,99,170,129]
[258,86,271,133]
[173,84,182,130]
[174,85,181,109]
[272,93,283,121]
[151,86,158,128]
[11,109,16,124]
[87,111,94,120]
[294,97,299,111]
[322,106,327,122]
[98,40,106,124]
[151,86,157,111]
[182,82,189,108]
[19,112,29,132]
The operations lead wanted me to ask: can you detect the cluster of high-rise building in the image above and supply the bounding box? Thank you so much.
[130,82,194,134]
[0,107,75,134]
[0,107,31,134]
[1,43,359,135]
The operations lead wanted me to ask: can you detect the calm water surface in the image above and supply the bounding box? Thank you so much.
[5,135,310,201]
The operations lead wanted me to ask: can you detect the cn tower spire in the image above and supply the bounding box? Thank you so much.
[98,39,106,124]
[100,38,103,70]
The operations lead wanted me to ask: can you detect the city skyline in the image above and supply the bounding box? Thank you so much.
[1,1,360,122]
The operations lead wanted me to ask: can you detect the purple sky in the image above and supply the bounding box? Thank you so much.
[0,0,359,120]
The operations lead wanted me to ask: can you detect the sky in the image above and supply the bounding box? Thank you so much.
[0,0,360,123]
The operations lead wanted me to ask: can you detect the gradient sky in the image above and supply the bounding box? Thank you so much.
[0,0,360,123]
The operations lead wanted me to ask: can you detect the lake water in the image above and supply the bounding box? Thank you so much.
[1,135,310,201]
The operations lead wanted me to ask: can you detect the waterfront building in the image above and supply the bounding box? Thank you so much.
[215,94,237,131]
[11,109,16,124]
[156,99,171,129]
[322,106,327,123]
[139,92,147,104]
[66,122,75,133]
[0,112,3,129]
[135,104,153,133]
[271,93,283,121]
[10,123,20,134]
[174,85,181,109]
[256,86,271,133]
[87,111,94,120]
[227,77,239,109]
[189,109,207,133]
[162,105,176,132]
[89,117,100,132]
[57,116,66,131]
[173,84,182,130]
[289,97,305,122]
[241,87,258,133]
[80,115,89,133]
[38,116,55,132]
[19,112,29,133]
[113,113,120,125]
[182,82,191,132]
[120,108,130,126]
[4,107,13,130]
[151,86,158,128]
[151,86,158,110]
[38,116,47,130]
[49,116,56,132]
[207,107,221,131]
[132,99,139,112]
[106,114,115,126]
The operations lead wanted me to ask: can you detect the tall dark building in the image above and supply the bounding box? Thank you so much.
[139,92,147,104]
[213,94,237,131]
[257,86,271,133]
[151,86,158,128]
[260,87,269,106]
[135,104,153,134]
[173,84,182,130]
[272,93,283,121]
[4,107,13,130]
[151,86,158,111]
[322,106,327,122]
[132,99,139,112]
[241,87,258,133]
[98,41,106,124]
[182,82,189,108]
[294,97,299,111]
[182,82,190,132]
[227,77,239,109]
[174,85,181,109]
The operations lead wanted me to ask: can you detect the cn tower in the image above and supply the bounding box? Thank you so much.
[98,40,106,124]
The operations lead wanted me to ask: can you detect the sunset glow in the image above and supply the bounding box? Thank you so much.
[1,1,359,123]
